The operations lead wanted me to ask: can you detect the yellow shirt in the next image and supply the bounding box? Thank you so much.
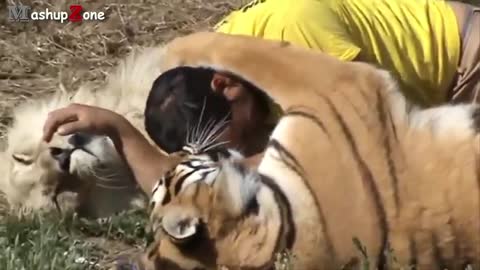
[215,0,460,108]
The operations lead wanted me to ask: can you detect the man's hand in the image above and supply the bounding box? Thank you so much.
[43,103,124,143]
[42,103,177,196]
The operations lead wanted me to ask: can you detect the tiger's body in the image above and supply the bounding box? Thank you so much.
[128,32,480,270]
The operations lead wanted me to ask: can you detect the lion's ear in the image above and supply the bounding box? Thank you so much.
[213,161,260,218]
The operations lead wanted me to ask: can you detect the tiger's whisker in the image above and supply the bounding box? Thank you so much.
[197,117,217,148]
[186,120,192,145]
[201,114,230,149]
[202,140,231,152]
[202,119,230,149]
[193,98,208,146]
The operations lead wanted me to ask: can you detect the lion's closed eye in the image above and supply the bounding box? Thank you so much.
[12,154,33,165]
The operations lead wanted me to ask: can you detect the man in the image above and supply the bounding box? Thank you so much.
[143,66,274,156]
[215,0,480,106]
[43,67,272,194]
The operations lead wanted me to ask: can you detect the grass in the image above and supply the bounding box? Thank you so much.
[0,209,151,270]
[0,0,478,269]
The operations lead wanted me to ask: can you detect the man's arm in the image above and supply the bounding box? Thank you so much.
[43,104,175,197]
[109,118,176,196]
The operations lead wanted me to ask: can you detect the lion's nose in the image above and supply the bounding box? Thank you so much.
[68,133,91,147]
[50,147,71,172]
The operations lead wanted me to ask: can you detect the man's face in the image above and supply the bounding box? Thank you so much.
[213,76,256,122]
[210,73,258,147]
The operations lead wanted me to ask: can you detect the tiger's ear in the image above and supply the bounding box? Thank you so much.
[213,160,260,218]
[162,207,200,243]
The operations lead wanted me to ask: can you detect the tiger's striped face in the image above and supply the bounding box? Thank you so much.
[136,144,261,270]
[149,145,244,214]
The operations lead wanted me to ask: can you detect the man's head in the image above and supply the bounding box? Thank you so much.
[144,66,271,154]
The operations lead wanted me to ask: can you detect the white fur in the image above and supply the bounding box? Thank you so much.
[216,159,260,214]
[0,45,169,217]
[379,69,478,139]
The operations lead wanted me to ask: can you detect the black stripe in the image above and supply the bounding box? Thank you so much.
[267,139,305,178]
[431,232,447,270]
[338,91,371,129]
[266,139,337,263]
[283,109,330,138]
[386,108,399,143]
[473,108,480,132]
[357,87,372,107]
[233,174,298,270]
[376,91,401,213]
[164,173,173,187]
[174,170,197,195]
[162,173,174,205]
[147,242,160,260]
[323,96,389,270]
[408,235,418,270]
[161,190,171,205]
[260,174,296,251]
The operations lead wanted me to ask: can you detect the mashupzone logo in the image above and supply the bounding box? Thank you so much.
[8,3,106,23]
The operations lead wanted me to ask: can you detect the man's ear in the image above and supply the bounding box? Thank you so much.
[213,160,260,218]
[211,73,234,94]
[162,207,200,243]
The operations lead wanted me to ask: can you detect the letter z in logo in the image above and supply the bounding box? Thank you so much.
[69,5,83,22]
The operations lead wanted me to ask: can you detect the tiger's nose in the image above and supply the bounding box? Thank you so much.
[50,147,71,172]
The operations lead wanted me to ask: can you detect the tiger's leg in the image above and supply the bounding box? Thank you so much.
[161,31,343,110]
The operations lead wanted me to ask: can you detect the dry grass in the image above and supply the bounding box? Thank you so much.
[0,0,247,142]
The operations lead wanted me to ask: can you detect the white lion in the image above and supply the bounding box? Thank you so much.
[0,45,169,218]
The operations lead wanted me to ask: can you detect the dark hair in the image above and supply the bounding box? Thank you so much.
[144,66,232,153]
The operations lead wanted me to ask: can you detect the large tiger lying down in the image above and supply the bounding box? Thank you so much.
[121,32,480,270]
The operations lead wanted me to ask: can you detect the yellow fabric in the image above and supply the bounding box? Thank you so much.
[215,0,460,108]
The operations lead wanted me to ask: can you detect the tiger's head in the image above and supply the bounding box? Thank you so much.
[0,92,146,218]
[122,143,289,270]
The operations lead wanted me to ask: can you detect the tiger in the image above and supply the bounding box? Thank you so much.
[114,32,480,270]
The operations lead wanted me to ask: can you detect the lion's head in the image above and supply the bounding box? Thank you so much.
[1,92,146,218]
[0,45,171,218]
